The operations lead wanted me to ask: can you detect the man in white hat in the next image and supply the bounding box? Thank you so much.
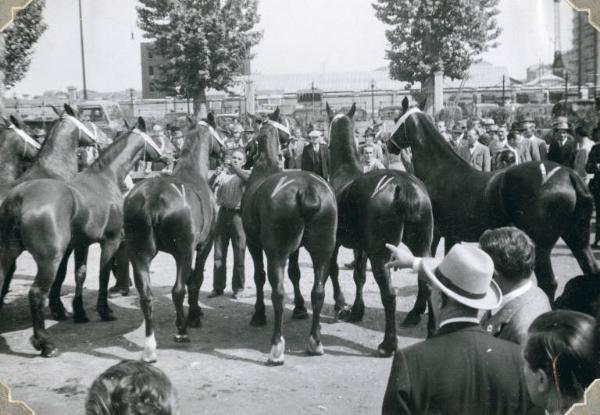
[301,129,329,179]
[382,243,534,415]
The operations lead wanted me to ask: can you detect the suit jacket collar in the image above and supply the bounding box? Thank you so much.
[435,322,482,337]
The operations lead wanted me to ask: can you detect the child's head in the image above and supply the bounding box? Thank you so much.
[86,360,179,415]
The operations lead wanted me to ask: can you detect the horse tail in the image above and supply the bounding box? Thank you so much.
[393,181,427,223]
[563,169,594,249]
[296,186,322,221]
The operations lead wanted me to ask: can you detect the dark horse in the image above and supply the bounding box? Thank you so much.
[326,103,434,355]
[123,115,224,363]
[0,105,97,304]
[388,98,599,306]
[0,118,165,357]
[0,116,40,184]
[242,108,337,365]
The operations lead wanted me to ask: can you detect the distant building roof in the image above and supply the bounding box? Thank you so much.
[443,62,510,89]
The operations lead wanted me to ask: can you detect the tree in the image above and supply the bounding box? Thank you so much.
[137,0,262,116]
[373,0,501,86]
[1,0,47,88]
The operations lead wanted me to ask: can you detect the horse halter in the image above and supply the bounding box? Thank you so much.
[198,121,226,148]
[389,107,421,150]
[263,118,291,136]
[8,124,42,152]
[133,128,165,157]
[64,114,98,143]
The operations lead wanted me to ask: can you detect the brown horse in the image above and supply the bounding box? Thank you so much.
[242,108,338,365]
[0,116,40,184]
[388,98,599,308]
[0,118,165,357]
[123,115,224,363]
[326,103,434,354]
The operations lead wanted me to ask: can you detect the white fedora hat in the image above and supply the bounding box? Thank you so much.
[421,244,502,310]
[308,130,322,138]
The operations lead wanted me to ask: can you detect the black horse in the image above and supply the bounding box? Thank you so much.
[0,116,40,184]
[388,98,599,307]
[242,108,338,365]
[123,115,224,363]
[326,103,434,354]
[0,118,165,357]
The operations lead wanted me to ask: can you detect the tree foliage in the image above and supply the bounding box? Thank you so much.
[137,0,261,114]
[1,0,47,88]
[373,0,501,85]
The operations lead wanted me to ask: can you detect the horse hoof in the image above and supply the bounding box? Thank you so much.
[306,336,324,356]
[335,306,352,321]
[50,305,71,321]
[173,334,190,343]
[292,306,309,320]
[98,308,116,322]
[73,313,90,324]
[266,337,285,366]
[187,316,202,329]
[377,341,397,358]
[401,312,421,327]
[30,336,58,358]
[339,306,364,323]
[142,353,157,363]
[250,313,267,327]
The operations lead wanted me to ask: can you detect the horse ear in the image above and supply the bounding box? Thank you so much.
[207,112,216,128]
[63,103,76,117]
[348,103,356,119]
[271,107,280,121]
[137,117,147,132]
[418,97,427,111]
[123,119,131,130]
[186,115,196,129]
[402,97,409,114]
[2,116,12,127]
[9,114,21,128]
[326,102,334,122]
[50,105,61,116]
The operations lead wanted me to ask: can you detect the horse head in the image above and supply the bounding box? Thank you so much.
[387,97,430,154]
[131,116,168,163]
[47,103,98,148]
[1,115,40,161]
[252,107,290,167]
[183,113,226,162]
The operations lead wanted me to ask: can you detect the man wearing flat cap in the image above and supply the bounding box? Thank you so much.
[382,243,534,415]
[301,129,329,179]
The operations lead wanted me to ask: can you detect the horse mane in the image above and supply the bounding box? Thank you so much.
[329,114,362,173]
[87,131,132,173]
[414,112,471,167]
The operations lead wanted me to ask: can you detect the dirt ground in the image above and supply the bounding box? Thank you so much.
[0,240,585,414]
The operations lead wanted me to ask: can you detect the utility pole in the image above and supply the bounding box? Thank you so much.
[565,71,569,108]
[311,82,315,120]
[371,80,375,122]
[578,11,583,96]
[501,75,505,106]
[78,0,88,100]
[129,88,134,116]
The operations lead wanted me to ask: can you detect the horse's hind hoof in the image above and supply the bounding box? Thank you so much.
[173,334,190,343]
[306,336,324,356]
[292,306,309,320]
[335,305,352,321]
[187,316,202,328]
[339,305,364,323]
[265,359,284,367]
[401,312,421,327]
[30,336,58,358]
[250,313,267,326]
[377,340,397,358]
[50,304,71,321]
[73,313,90,324]
[98,308,116,322]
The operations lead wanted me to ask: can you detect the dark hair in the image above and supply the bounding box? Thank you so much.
[479,227,535,282]
[507,132,516,141]
[524,311,598,403]
[86,360,179,415]
[576,126,590,138]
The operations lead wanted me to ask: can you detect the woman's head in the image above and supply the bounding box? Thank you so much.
[523,310,598,412]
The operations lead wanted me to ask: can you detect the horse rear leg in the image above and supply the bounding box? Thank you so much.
[535,245,558,301]
[29,256,62,357]
[0,261,17,305]
[288,249,308,320]
[96,237,122,321]
[0,248,21,309]
[339,249,367,322]
[248,241,267,326]
[172,251,193,343]
[306,251,330,356]
[327,244,349,318]
[131,255,157,362]
[266,256,287,366]
[187,239,212,328]
[72,246,90,323]
[48,247,73,321]
[109,241,131,296]
[371,258,397,357]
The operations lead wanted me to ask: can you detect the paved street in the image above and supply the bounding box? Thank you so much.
[0,239,587,414]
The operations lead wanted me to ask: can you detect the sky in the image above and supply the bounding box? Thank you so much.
[10,0,576,95]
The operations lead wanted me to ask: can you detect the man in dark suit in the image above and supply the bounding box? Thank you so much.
[548,120,576,167]
[382,243,534,415]
[301,129,329,179]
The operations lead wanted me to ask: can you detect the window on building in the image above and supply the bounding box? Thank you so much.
[148,49,153,59]
[149,66,154,76]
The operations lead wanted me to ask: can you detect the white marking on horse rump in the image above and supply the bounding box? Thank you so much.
[371,176,394,199]
[540,164,561,185]
[271,176,295,198]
